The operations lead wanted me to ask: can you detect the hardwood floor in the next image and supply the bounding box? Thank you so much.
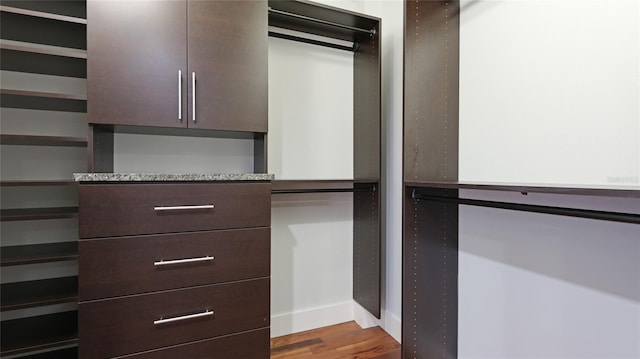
[270,321,401,358]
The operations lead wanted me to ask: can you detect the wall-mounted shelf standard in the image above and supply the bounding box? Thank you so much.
[0,207,78,221]
[1,242,78,266]
[1,276,78,311]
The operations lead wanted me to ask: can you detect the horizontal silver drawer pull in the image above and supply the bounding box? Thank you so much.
[154,256,214,266]
[153,204,215,211]
[154,310,213,325]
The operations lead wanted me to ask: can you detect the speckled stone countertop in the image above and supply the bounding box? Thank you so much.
[73,173,274,182]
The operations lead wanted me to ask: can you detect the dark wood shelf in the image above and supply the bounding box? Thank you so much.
[0,89,87,101]
[1,45,87,78]
[0,311,78,357]
[1,276,78,311]
[0,89,87,112]
[0,91,87,112]
[268,0,379,42]
[0,5,86,25]
[404,181,640,199]
[271,180,380,194]
[0,134,87,147]
[1,242,78,267]
[272,179,353,191]
[0,40,87,59]
[0,207,78,221]
[0,180,77,187]
[23,346,78,359]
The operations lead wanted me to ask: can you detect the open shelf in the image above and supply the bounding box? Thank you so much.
[1,40,87,78]
[404,181,640,199]
[271,179,379,194]
[0,89,86,101]
[272,179,353,194]
[0,311,78,357]
[0,207,78,221]
[0,180,77,187]
[21,346,78,359]
[0,92,87,113]
[1,242,78,267]
[0,5,86,25]
[1,276,78,311]
[268,0,378,42]
[0,39,86,59]
[0,134,87,147]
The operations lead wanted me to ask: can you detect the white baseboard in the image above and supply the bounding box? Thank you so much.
[382,312,401,343]
[353,302,380,329]
[353,302,402,343]
[270,301,354,338]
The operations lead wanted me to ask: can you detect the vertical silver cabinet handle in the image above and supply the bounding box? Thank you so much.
[154,256,214,266]
[178,70,182,120]
[192,71,196,123]
[154,310,213,325]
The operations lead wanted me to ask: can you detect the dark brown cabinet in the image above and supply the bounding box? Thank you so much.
[78,181,271,358]
[87,0,267,133]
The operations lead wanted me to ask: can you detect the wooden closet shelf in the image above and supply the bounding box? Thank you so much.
[0,89,87,101]
[0,40,87,59]
[1,276,78,311]
[272,180,379,194]
[0,180,77,187]
[0,134,88,147]
[0,207,79,221]
[405,181,640,199]
[0,311,78,357]
[0,92,87,112]
[1,242,78,267]
[0,5,86,25]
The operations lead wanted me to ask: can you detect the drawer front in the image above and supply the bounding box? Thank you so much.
[79,182,271,238]
[124,328,269,358]
[79,228,270,301]
[79,278,270,358]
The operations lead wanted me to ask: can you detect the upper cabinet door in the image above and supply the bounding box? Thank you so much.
[88,0,188,128]
[187,0,267,133]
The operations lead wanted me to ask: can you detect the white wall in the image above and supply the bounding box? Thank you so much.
[457,2,640,355]
[113,133,254,174]
[268,35,354,180]
[270,193,354,337]
[459,0,640,189]
[459,190,640,359]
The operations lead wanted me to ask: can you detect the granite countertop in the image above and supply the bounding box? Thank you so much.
[73,173,274,182]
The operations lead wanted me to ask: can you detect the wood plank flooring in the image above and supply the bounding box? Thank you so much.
[270,321,401,358]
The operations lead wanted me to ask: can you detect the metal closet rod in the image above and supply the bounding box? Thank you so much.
[268,7,375,35]
[411,190,640,225]
[268,31,356,52]
[272,186,376,195]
